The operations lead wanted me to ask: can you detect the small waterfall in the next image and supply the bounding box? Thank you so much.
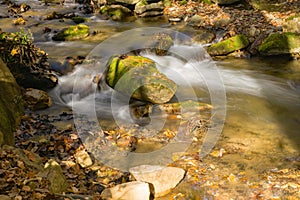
[50,43,300,116]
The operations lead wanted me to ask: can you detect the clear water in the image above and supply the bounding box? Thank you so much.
[1,2,300,197]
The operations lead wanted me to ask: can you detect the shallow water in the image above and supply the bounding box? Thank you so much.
[1,2,300,198]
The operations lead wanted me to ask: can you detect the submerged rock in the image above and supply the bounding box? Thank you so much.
[52,24,89,41]
[101,181,151,200]
[23,88,52,110]
[129,165,185,197]
[105,55,177,104]
[207,34,249,56]
[0,59,24,146]
[258,32,300,57]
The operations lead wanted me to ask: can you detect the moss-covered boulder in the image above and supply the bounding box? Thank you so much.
[105,55,177,104]
[52,24,89,41]
[207,34,249,56]
[258,32,300,56]
[100,5,132,21]
[0,59,24,146]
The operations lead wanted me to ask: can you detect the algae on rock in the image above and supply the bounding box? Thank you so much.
[258,32,300,56]
[207,34,249,56]
[105,55,177,104]
[52,24,89,41]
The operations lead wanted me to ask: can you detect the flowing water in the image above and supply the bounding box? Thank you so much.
[1,1,300,198]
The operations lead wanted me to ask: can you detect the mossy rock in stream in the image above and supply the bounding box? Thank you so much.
[0,59,24,146]
[52,24,89,41]
[152,32,174,55]
[105,55,177,104]
[258,32,300,56]
[100,5,132,21]
[207,34,249,56]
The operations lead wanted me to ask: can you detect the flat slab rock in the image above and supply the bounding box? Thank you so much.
[101,181,150,200]
[129,165,185,197]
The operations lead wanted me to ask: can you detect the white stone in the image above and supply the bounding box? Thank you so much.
[129,165,185,197]
[74,149,93,168]
[101,181,150,200]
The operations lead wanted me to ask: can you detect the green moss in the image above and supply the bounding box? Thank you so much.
[200,0,213,5]
[179,0,187,5]
[207,34,249,56]
[258,32,300,56]
[105,55,177,104]
[100,5,131,21]
[163,0,172,7]
[52,24,89,41]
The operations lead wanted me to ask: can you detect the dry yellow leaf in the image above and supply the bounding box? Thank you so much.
[10,48,18,56]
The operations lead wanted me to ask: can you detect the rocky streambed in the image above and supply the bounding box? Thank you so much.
[0,0,300,199]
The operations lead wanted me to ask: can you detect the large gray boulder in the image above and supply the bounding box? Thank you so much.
[0,59,24,146]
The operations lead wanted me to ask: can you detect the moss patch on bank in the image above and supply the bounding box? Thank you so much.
[258,32,300,56]
[207,34,249,56]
